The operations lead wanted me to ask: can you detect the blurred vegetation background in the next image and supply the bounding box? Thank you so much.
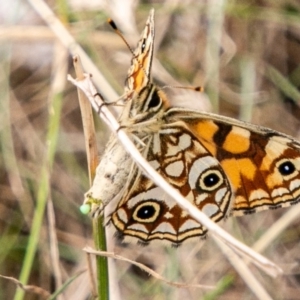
[1,0,300,299]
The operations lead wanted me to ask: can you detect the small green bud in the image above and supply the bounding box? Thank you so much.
[80,204,91,215]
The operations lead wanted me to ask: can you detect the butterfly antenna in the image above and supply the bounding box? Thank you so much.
[162,85,204,92]
[108,18,136,58]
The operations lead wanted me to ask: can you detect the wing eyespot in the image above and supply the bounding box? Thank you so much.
[278,160,296,176]
[132,201,161,223]
[198,169,224,192]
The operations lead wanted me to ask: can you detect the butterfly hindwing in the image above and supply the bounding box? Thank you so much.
[111,124,233,244]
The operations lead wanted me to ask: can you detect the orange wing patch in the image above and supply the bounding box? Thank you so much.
[221,158,257,192]
[189,120,219,156]
[222,126,250,154]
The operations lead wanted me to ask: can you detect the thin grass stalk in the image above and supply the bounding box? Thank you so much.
[84,247,214,290]
[265,64,300,103]
[0,46,24,267]
[73,56,109,300]
[252,204,300,254]
[93,219,109,300]
[46,41,69,300]
[28,0,118,101]
[14,67,63,300]
[226,3,300,27]
[0,44,30,296]
[214,238,273,300]
[202,275,233,300]
[239,56,256,122]
[48,270,86,300]
[205,0,226,112]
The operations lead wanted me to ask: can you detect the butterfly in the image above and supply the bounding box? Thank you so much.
[84,9,300,246]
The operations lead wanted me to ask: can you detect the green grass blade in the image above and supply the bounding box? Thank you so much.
[14,92,63,300]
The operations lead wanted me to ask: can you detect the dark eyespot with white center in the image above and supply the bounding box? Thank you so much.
[132,201,161,223]
[277,159,297,179]
[198,169,224,192]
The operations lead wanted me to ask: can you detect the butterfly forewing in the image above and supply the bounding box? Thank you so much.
[125,10,154,98]
[165,111,300,216]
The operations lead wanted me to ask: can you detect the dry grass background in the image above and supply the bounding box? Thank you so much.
[2,0,300,299]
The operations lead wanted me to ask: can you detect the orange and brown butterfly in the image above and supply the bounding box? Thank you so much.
[83,9,300,246]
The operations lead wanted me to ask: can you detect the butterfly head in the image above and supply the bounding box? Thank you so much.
[127,83,170,123]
